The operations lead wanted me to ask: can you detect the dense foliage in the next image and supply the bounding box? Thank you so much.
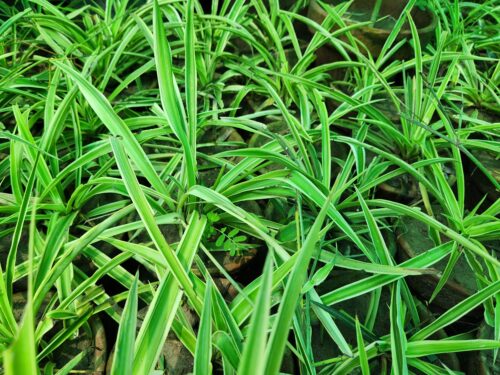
[0,0,498,374]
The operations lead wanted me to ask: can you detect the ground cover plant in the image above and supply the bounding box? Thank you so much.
[0,0,499,374]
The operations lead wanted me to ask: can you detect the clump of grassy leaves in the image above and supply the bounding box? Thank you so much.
[0,0,498,374]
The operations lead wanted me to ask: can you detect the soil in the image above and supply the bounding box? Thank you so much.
[365,151,421,202]
[398,214,477,294]
[51,319,106,374]
[324,0,432,30]
[308,0,436,66]
[396,212,484,324]
[469,150,500,201]
[466,323,500,375]
[0,229,30,291]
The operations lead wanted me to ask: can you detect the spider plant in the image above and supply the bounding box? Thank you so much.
[0,0,499,374]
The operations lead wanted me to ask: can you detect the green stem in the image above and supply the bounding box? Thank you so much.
[371,0,383,24]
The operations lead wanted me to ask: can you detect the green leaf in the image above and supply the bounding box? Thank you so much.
[188,185,289,260]
[5,149,39,313]
[153,0,196,188]
[321,242,453,305]
[406,340,500,357]
[216,235,225,247]
[368,200,500,268]
[411,280,500,341]
[194,282,213,375]
[213,331,240,372]
[111,274,139,375]
[0,8,31,35]
[429,244,460,304]
[355,317,370,375]
[110,137,201,310]
[302,261,335,294]
[310,289,353,357]
[390,281,408,375]
[133,211,206,375]
[356,189,392,265]
[51,61,172,205]
[264,189,335,374]
[238,254,273,375]
[3,301,38,375]
[285,171,371,258]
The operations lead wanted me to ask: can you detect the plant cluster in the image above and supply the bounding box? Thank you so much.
[0,0,498,374]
